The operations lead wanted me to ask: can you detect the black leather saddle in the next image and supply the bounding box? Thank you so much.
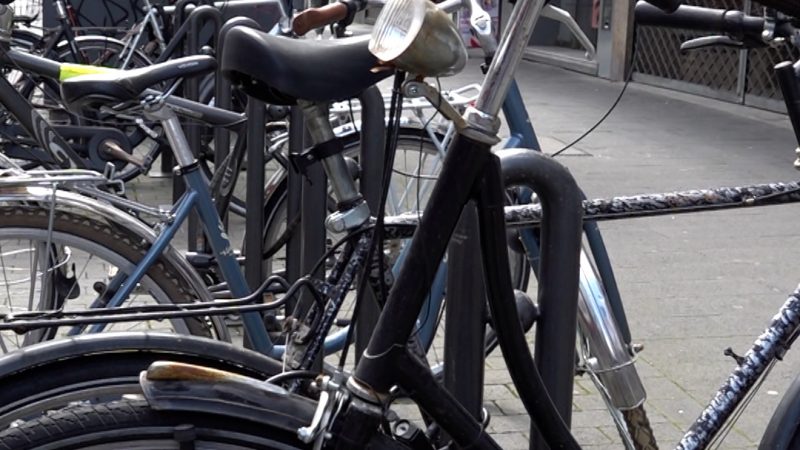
[221,26,393,106]
[60,55,217,110]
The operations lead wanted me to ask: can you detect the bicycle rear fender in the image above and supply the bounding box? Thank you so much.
[141,360,317,432]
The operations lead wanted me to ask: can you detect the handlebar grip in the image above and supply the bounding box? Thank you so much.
[291,2,349,36]
[775,62,800,149]
[635,1,765,36]
[643,0,681,13]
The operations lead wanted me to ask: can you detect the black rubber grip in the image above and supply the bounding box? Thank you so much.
[775,62,800,148]
[643,0,681,13]
[635,1,765,36]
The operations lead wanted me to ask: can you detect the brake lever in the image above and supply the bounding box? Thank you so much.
[680,35,746,52]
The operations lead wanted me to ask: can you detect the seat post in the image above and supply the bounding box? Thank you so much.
[151,107,197,169]
[300,101,370,233]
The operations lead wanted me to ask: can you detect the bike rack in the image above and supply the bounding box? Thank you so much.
[353,86,387,360]
[154,0,201,180]
[444,203,487,419]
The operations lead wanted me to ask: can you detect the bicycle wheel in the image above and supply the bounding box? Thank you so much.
[0,204,215,351]
[0,333,281,429]
[573,245,656,450]
[0,399,309,450]
[502,164,656,450]
[760,371,800,449]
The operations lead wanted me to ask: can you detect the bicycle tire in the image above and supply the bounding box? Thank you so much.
[0,399,309,450]
[0,205,215,347]
[0,336,280,428]
[760,370,800,449]
[622,405,659,450]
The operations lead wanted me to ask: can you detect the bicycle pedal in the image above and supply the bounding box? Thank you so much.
[514,290,539,332]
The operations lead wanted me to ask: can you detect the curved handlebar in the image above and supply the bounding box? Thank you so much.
[635,1,765,36]
[291,2,349,36]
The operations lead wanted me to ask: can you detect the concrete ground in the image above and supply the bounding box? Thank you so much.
[125,57,800,449]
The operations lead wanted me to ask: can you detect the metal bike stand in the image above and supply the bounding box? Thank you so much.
[285,106,305,312]
[184,5,222,251]
[354,86,386,361]
[154,0,197,181]
[292,111,328,372]
[283,2,325,340]
[444,203,486,419]
[213,18,237,231]
[245,98,266,301]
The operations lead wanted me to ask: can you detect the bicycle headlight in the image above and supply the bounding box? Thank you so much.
[369,0,467,78]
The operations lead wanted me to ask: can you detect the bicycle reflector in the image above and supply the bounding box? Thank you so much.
[369,0,467,78]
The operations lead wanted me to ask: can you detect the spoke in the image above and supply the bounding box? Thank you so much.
[0,242,15,313]
[0,243,21,350]
[0,333,9,354]
[27,242,41,311]
[67,253,97,306]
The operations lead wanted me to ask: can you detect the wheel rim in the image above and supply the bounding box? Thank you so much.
[0,227,195,353]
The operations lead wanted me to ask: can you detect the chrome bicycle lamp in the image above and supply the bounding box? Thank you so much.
[369,0,467,78]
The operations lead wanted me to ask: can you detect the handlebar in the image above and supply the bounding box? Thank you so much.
[291,2,349,36]
[635,2,765,36]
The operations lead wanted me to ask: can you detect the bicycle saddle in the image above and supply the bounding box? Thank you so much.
[221,26,393,105]
[60,55,217,110]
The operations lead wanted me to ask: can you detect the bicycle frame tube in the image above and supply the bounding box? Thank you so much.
[677,287,800,450]
[82,190,199,333]
[119,9,154,69]
[53,1,85,64]
[501,80,540,150]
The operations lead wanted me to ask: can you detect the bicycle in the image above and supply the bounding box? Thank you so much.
[5,0,800,449]
[262,5,650,444]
